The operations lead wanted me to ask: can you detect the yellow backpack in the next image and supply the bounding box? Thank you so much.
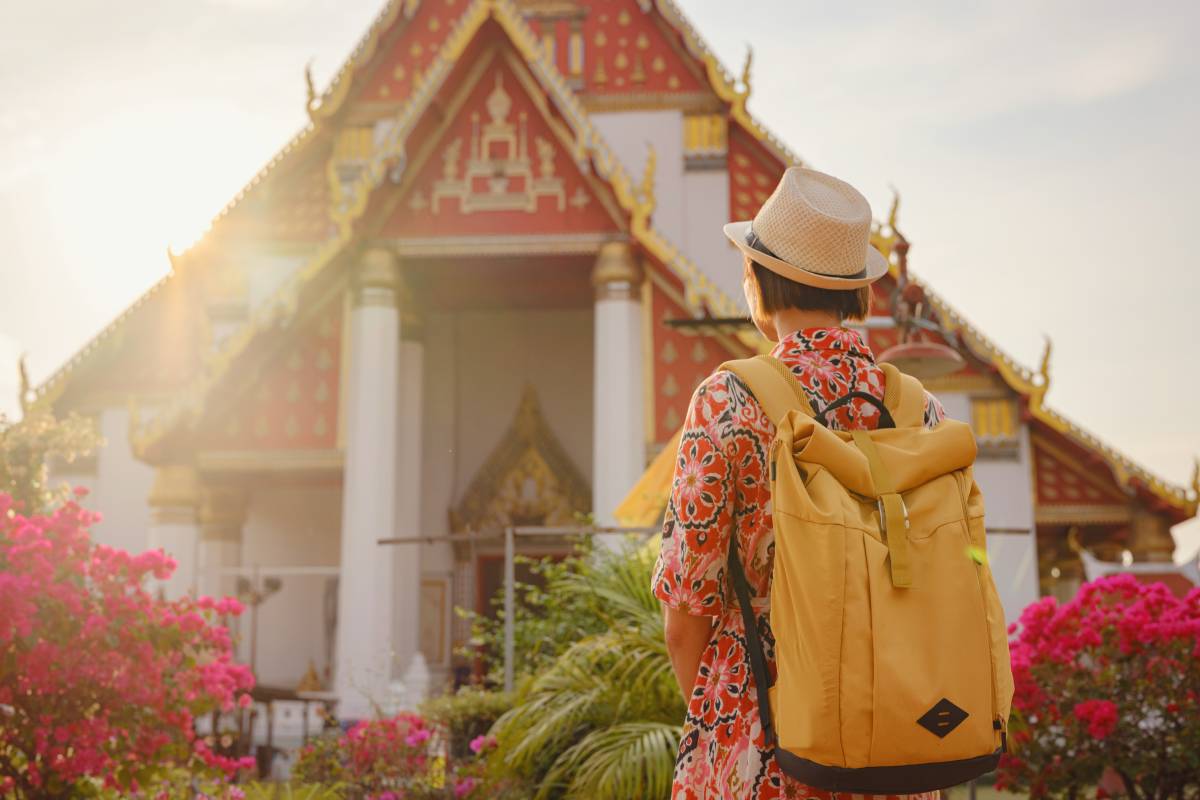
[719,355,1014,794]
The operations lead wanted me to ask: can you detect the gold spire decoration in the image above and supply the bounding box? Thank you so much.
[17,356,31,415]
[296,660,323,692]
[305,60,318,120]
[1191,457,1199,499]
[869,188,902,264]
[1038,336,1053,390]
[739,45,754,103]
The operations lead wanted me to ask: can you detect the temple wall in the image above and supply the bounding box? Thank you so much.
[238,483,342,689]
[245,250,315,310]
[937,390,1040,621]
[591,110,686,248]
[416,307,593,683]
[55,407,155,556]
[431,308,594,515]
[682,168,744,310]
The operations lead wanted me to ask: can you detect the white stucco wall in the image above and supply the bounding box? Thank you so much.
[238,483,342,688]
[416,308,593,686]
[437,308,594,512]
[591,110,686,249]
[938,390,1040,622]
[682,169,745,311]
[54,407,156,556]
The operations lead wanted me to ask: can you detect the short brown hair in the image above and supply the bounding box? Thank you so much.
[750,260,871,321]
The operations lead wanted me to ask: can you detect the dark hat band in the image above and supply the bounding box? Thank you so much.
[746,226,868,281]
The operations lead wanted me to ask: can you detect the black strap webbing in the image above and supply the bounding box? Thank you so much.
[815,391,896,429]
[727,533,776,748]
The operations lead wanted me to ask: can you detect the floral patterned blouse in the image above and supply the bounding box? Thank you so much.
[652,328,945,800]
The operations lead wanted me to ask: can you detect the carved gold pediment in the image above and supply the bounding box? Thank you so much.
[450,384,590,533]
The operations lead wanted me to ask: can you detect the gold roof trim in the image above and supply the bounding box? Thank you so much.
[125,0,760,454]
[926,284,1195,515]
[872,195,1193,516]
[306,0,418,123]
[652,0,802,168]
[130,0,521,457]
[36,0,777,407]
[30,274,172,412]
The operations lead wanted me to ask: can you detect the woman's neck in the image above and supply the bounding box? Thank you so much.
[769,308,842,341]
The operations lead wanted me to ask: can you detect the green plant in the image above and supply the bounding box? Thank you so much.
[0,409,101,515]
[240,783,347,800]
[421,686,513,760]
[461,541,612,684]
[487,537,684,800]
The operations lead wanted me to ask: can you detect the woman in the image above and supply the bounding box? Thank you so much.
[652,167,945,800]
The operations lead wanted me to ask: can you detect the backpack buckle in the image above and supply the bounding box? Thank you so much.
[876,495,910,532]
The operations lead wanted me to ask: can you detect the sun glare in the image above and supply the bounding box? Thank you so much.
[49,104,270,273]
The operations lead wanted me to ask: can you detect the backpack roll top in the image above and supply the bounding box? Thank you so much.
[717,356,1014,794]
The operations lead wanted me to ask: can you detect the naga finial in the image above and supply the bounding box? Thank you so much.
[17,355,31,415]
[1038,336,1053,390]
[886,186,901,235]
[305,60,318,117]
[740,45,754,102]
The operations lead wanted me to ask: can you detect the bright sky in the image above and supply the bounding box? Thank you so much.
[0,0,1197,557]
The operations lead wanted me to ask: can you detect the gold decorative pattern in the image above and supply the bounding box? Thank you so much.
[130,0,1191,528]
[876,196,1194,515]
[684,113,727,157]
[971,397,1017,441]
[449,385,591,531]
[652,0,802,167]
[429,74,566,213]
[930,283,1194,514]
[567,29,584,75]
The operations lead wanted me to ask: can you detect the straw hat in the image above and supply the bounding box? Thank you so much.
[724,167,887,290]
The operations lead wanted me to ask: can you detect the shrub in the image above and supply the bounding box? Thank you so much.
[488,538,684,799]
[291,713,496,799]
[0,492,255,798]
[997,575,1200,798]
[420,686,513,760]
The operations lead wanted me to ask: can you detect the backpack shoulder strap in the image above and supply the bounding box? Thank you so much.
[717,355,815,427]
[880,362,926,429]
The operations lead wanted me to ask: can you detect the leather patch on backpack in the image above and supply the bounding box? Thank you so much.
[917,699,968,738]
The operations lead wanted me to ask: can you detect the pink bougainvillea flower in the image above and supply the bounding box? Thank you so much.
[0,492,254,796]
[1073,699,1119,740]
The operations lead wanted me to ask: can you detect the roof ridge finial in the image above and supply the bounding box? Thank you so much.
[17,355,31,416]
[305,59,319,120]
[739,45,753,104]
[1038,336,1053,392]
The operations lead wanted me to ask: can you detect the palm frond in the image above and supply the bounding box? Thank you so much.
[540,721,682,800]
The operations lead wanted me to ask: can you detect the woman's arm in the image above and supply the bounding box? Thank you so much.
[663,605,714,700]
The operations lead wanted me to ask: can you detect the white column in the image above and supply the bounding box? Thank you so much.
[197,488,247,601]
[146,465,200,599]
[393,324,424,688]
[591,241,646,535]
[335,248,402,720]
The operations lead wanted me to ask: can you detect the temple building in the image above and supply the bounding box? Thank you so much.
[31,0,1198,718]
